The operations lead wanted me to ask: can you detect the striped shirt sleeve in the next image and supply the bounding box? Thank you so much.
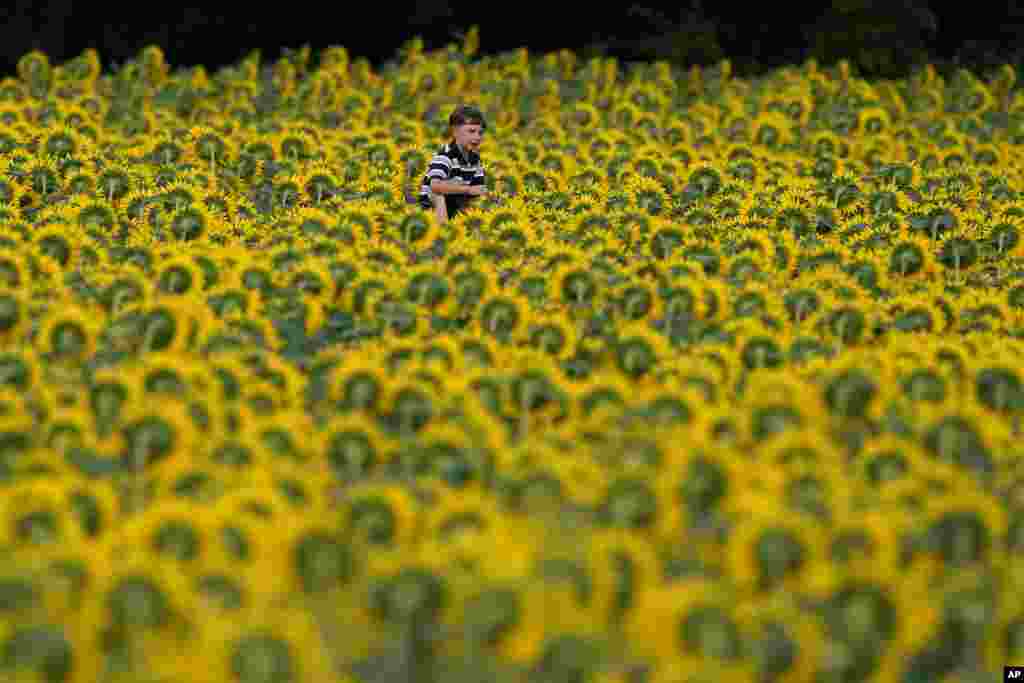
[426,154,452,181]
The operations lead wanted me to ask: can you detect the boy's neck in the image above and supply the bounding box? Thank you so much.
[453,140,473,157]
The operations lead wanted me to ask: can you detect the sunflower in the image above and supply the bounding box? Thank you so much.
[254,416,328,477]
[581,526,660,626]
[143,298,217,355]
[219,280,280,331]
[219,249,268,292]
[440,234,477,275]
[831,504,910,583]
[728,230,776,273]
[116,182,159,225]
[0,285,31,349]
[851,104,891,137]
[959,288,1012,333]
[920,478,1007,563]
[724,495,830,597]
[154,256,205,299]
[341,200,388,242]
[193,432,264,491]
[568,368,637,429]
[0,477,87,551]
[969,141,1004,168]
[117,398,202,484]
[341,481,421,562]
[152,176,199,216]
[35,299,103,360]
[613,319,673,381]
[568,100,602,134]
[319,408,394,474]
[293,156,340,205]
[91,156,136,203]
[550,258,601,309]
[885,291,949,336]
[538,224,584,262]
[624,577,744,677]
[782,90,815,129]
[415,341,464,385]
[391,205,440,247]
[205,478,286,557]
[132,44,169,87]
[200,596,339,683]
[806,129,844,159]
[623,174,670,217]
[691,271,731,322]
[356,234,408,273]
[288,256,338,304]
[342,276,389,324]
[521,311,578,361]
[736,590,827,683]
[277,206,327,246]
[248,349,309,404]
[21,150,62,200]
[424,487,531,581]
[936,141,971,174]
[657,357,724,411]
[0,104,27,133]
[993,197,1024,223]
[750,110,795,150]
[143,350,213,393]
[196,188,240,227]
[730,279,784,323]
[889,232,942,284]
[39,389,94,452]
[71,556,196,680]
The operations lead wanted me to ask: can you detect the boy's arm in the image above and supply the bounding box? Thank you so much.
[425,154,462,196]
[428,157,486,195]
[431,193,448,223]
[429,179,477,195]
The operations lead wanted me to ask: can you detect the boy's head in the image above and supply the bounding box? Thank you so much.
[449,104,486,154]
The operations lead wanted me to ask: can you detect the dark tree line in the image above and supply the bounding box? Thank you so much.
[0,0,1020,80]
[573,1,1013,79]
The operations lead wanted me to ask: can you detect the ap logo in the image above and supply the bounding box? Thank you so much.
[1007,666,1024,680]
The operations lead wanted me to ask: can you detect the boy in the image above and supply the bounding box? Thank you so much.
[418,104,488,224]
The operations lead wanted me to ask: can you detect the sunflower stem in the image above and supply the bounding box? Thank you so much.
[129,430,149,516]
[141,319,161,353]
[520,385,531,442]
[305,590,349,681]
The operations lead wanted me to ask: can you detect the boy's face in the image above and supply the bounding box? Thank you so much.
[453,122,484,153]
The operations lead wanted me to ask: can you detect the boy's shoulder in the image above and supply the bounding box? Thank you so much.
[436,141,483,164]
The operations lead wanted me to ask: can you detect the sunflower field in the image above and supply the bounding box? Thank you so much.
[1,29,1024,682]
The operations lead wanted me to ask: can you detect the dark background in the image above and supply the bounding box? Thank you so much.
[2,1,1023,80]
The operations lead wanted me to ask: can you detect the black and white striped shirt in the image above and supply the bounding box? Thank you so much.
[418,141,485,218]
